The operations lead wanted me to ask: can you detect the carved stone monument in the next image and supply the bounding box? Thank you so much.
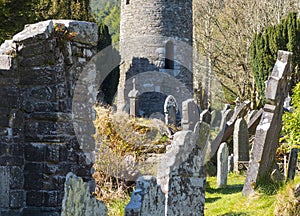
[164,95,178,126]
[243,50,292,196]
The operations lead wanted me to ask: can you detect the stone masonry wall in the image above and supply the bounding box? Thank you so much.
[0,20,99,215]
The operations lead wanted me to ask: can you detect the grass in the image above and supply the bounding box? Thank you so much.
[205,173,300,216]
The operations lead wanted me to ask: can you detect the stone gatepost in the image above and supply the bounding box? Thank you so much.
[128,78,140,117]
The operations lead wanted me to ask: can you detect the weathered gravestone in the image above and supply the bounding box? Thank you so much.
[287,148,298,181]
[164,95,178,126]
[228,154,234,173]
[200,109,211,125]
[128,78,140,117]
[61,172,107,216]
[204,100,250,163]
[125,176,165,216]
[217,143,228,188]
[219,109,234,131]
[233,118,249,172]
[243,50,292,196]
[246,110,258,124]
[211,110,222,128]
[157,121,210,216]
[181,98,200,130]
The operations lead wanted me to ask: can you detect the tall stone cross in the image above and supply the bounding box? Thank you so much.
[243,50,292,196]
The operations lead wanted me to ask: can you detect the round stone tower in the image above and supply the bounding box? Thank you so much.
[117,0,193,114]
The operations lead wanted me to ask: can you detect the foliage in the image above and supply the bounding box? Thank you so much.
[206,173,300,215]
[93,105,170,209]
[91,0,120,47]
[251,12,300,104]
[274,180,300,215]
[0,0,94,45]
[281,82,300,150]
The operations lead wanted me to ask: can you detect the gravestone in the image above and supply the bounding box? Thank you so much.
[246,110,258,124]
[61,172,107,216]
[287,148,298,181]
[200,109,211,125]
[247,108,263,135]
[128,78,140,117]
[228,154,234,173]
[204,100,250,162]
[157,121,209,216]
[125,176,165,215]
[211,110,222,128]
[181,98,200,130]
[164,95,178,126]
[217,143,228,188]
[243,50,292,196]
[219,109,234,131]
[233,118,249,172]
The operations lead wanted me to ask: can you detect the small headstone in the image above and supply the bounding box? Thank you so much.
[181,98,200,130]
[125,176,165,216]
[270,169,284,183]
[211,110,222,128]
[217,142,229,188]
[219,109,234,131]
[200,109,211,125]
[228,154,234,173]
[61,172,107,216]
[287,148,298,181]
[164,95,178,126]
[128,78,140,117]
[233,118,249,172]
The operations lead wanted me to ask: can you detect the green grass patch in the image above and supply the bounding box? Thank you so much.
[205,173,276,216]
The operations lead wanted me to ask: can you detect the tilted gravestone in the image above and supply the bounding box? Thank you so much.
[233,118,249,172]
[228,154,234,173]
[128,78,140,117]
[164,95,178,126]
[211,110,222,128]
[181,98,200,130]
[200,109,212,125]
[204,100,251,163]
[243,50,292,196]
[217,142,229,188]
[287,148,298,181]
[219,109,234,131]
[125,176,165,215]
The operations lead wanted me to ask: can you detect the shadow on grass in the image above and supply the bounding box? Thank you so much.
[206,184,243,195]
[221,212,249,216]
[205,196,221,203]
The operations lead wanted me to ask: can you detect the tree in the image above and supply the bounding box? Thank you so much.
[193,0,300,108]
[251,13,300,103]
[0,0,94,45]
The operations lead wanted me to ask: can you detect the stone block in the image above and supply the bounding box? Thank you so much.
[10,166,24,189]
[24,143,46,162]
[0,166,10,208]
[0,55,12,70]
[13,20,54,43]
[26,191,44,207]
[52,20,99,46]
[9,190,24,208]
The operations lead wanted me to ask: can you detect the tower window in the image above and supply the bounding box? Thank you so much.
[165,41,174,69]
[126,0,130,5]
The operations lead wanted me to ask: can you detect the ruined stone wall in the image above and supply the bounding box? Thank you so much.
[0,20,99,215]
[117,0,193,112]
